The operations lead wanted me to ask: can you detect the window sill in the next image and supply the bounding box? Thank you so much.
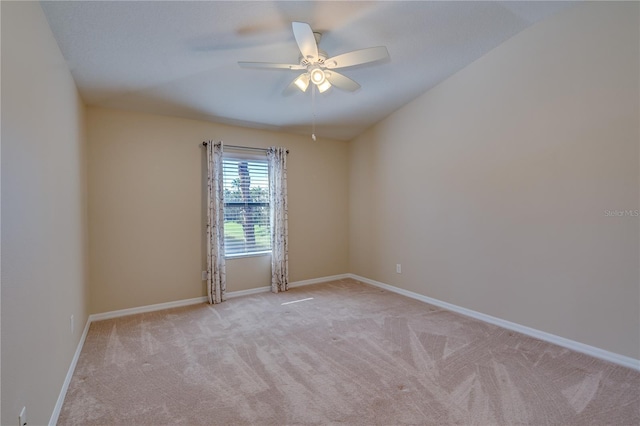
[225,251,272,260]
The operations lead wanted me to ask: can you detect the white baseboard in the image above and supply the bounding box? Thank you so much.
[290,273,350,288]
[226,274,351,298]
[49,316,92,426]
[89,296,208,322]
[348,273,640,372]
[88,274,351,322]
[226,286,271,298]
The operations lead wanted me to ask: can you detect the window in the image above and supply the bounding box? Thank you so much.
[222,155,271,257]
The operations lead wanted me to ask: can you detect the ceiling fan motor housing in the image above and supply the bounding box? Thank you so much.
[300,49,328,67]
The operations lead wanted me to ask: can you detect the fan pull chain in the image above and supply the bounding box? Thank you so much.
[311,84,317,141]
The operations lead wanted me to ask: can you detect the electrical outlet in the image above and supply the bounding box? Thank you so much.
[201,271,208,281]
[396,264,402,274]
[70,314,75,334]
[19,406,26,426]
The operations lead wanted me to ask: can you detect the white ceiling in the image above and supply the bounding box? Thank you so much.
[41,1,574,141]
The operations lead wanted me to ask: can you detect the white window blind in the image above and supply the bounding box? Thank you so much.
[222,157,271,256]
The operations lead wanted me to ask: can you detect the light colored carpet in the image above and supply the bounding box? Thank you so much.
[58,279,640,425]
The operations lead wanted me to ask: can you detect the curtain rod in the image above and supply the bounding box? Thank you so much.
[201,141,288,154]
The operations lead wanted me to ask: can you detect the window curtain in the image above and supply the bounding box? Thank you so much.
[267,147,289,293]
[206,141,226,304]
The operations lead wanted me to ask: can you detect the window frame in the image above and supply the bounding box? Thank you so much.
[222,151,272,259]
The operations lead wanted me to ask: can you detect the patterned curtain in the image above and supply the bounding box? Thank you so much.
[268,147,289,293]
[206,141,226,304]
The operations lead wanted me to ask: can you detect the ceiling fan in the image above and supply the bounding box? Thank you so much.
[239,22,389,95]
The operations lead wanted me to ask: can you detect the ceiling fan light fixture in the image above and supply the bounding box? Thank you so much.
[294,73,310,92]
[317,80,331,93]
[310,67,326,85]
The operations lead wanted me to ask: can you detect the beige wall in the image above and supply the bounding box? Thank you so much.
[1,5,635,424]
[1,2,89,425]
[349,2,639,359]
[87,107,349,313]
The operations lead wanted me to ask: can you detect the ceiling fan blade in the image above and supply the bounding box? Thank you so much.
[324,46,389,69]
[238,61,305,70]
[325,71,360,92]
[292,22,318,61]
